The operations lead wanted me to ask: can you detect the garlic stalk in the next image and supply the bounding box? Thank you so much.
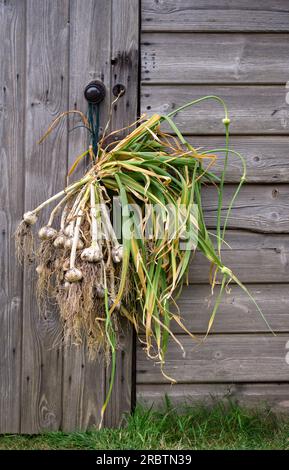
[63,185,87,239]
[53,202,70,248]
[66,185,87,225]
[47,193,72,228]
[24,175,92,222]
[65,189,89,283]
[100,193,123,263]
[60,202,70,232]
[39,193,73,243]
[81,183,103,262]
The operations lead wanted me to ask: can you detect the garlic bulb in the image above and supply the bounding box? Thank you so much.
[111,244,123,263]
[23,211,38,225]
[64,224,74,237]
[81,245,103,263]
[64,237,84,250]
[38,226,57,240]
[62,258,70,271]
[36,264,44,275]
[53,233,66,248]
[95,286,105,298]
[65,267,83,283]
[108,297,121,311]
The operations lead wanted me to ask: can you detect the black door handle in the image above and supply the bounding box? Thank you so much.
[84,80,106,104]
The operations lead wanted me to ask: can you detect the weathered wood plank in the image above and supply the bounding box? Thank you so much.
[201,184,289,233]
[104,322,134,428]
[189,231,289,284]
[111,0,139,133]
[137,334,289,383]
[62,0,112,433]
[142,0,289,32]
[185,136,289,183]
[170,285,289,334]
[0,0,25,434]
[103,0,140,427]
[21,0,69,433]
[141,85,289,135]
[142,33,289,84]
[137,383,289,413]
[66,0,112,179]
[62,345,104,431]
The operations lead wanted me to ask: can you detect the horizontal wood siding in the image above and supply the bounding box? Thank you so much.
[202,184,289,233]
[137,335,289,383]
[170,285,289,333]
[141,85,289,134]
[142,1,289,32]
[181,136,289,183]
[138,383,289,412]
[142,33,289,84]
[188,232,289,284]
[138,1,289,410]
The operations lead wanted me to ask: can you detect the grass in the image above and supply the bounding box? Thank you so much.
[0,402,288,450]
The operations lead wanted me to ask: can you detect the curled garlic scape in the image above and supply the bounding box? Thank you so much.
[81,183,103,263]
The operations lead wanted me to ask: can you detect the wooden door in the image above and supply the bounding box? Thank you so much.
[0,0,139,433]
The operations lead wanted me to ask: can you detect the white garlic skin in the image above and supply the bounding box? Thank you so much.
[65,267,83,283]
[81,246,103,263]
[112,245,123,263]
[53,234,66,248]
[64,281,71,290]
[64,225,74,237]
[23,211,38,225]
[36,264,45,275]
[108,297,121,311]
[62,258,70,271]
[64,237,84,250]
[96,286,105,298]
[38,226,57,240]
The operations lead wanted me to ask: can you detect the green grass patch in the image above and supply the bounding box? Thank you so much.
[0,402,289,450]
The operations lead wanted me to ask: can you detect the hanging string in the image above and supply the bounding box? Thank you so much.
[87,102,100,162]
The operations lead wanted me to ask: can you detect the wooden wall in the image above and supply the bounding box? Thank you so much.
[137,0,289,410]
[0,0,139,433]
[1,0,289,434]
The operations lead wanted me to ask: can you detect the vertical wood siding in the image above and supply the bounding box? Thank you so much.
[137,0,289,411]
[0,0,139,433]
